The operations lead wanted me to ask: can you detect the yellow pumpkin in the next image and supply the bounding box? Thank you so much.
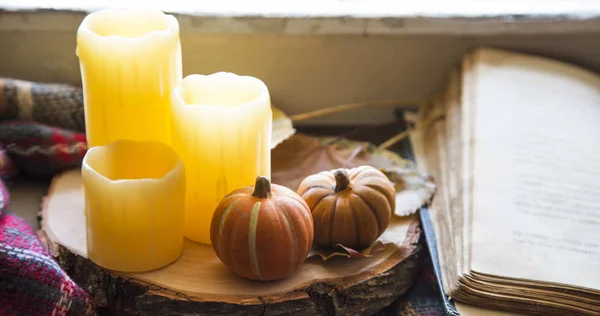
[297,166,395,249]
[210,176,314,281]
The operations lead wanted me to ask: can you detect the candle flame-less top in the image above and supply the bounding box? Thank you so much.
[82,139,184,188]
[76,9,180,57]
[171,72,270,111]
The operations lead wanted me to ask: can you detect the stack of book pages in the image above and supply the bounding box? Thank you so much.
[409,48,600,315]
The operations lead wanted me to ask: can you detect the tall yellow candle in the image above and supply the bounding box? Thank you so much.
[171,73,272,244]
[76,9,182,147]
[82,140,186,272]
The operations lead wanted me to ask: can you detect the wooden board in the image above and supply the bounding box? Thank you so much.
[39,170,422,316]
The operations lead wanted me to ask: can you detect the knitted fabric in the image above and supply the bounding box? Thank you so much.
[0,78,93,315]
[0,145,15,215]
[0,212,93,315]
[0,179,7,215]
[0,134,91,315]
[0,78,88,177]
[0,121,87,178]
[0,144,18,181]
[0,78,85,132]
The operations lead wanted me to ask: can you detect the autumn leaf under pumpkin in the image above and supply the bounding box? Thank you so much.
[308,241,388,260]
[306,215,417,261]
[271,134,436,217]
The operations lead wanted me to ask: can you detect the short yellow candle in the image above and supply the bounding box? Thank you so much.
[82,140,186,272]
[76,9,182,147]
[171,73,272,244]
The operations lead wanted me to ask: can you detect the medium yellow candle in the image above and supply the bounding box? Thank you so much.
[82,140,186,272]
[171,72,272,244]
[76,9,182,147]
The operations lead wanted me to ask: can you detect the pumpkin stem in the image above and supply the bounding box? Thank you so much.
[252,176,272,199]
[334,169,351,192]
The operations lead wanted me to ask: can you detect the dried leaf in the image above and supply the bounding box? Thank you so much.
[307,214,419,261]
[382,167,436,217]
[271,134,436,217]
[271,134,370,190]
[271,106,296,149]
[308,241,388,261]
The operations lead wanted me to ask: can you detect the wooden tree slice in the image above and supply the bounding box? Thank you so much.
[39,170,422,316]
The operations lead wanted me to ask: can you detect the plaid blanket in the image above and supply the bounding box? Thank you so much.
[0,212,93,315]
[0,77,446,316]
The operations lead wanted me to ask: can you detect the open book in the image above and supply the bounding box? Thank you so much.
[409,48,600,315]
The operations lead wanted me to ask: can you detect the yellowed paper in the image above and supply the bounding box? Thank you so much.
[469,48,600,292]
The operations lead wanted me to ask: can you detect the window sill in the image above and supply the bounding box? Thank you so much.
[1,0,600,35]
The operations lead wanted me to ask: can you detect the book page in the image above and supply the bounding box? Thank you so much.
[442,64,467,283]
[441,69,463,294]
[433,100,459,294]
[469,48,600,292]
[413,98,458,294]
[461,53,476,279]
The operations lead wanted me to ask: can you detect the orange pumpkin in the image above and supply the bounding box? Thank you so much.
[297,166,396,249]
[210,176,314,281]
